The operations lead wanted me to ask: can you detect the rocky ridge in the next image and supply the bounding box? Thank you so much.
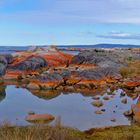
[0,46,139,93]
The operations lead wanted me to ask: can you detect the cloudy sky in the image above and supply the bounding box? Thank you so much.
[0,0,140,46]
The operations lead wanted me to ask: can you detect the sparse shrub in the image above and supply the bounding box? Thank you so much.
[119,59,140,78]
[119,67,129,78]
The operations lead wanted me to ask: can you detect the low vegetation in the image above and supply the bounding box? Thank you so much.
[1,121,140,140]
[119,59,140,78]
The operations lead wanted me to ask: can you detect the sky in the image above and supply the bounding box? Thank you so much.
[0,0,140,46]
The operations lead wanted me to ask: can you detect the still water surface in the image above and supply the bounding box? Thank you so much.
[0,85,138,130]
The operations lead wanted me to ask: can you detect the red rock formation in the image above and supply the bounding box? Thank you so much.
[5,46,73,80]
[123,76,140,89]
[131,97,140,122]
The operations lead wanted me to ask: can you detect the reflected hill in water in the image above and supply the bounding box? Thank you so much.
[28,87,107,100]
[29,89,61,100]
[0,86,6,102]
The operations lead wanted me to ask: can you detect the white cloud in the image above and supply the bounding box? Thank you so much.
[1,0,140,24]
[97,31,140,40]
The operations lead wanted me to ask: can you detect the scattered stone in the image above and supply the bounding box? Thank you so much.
[92,100,103,107]
[28,111,35,115]
[121,98,127,104]
[134,86,140,93]
[111,95,115,98]
[123,110,133,116]
[120,91,126,97]
[92,96,100,100]
[16,85,20,88]
[112,93,116,96]
[110,118,116,122]
[132,93,138,100]
[27,83,40,90]
[103,96,110,100]
[107,91,113,95]
[95,110,102,114]
[25,113,55,123]
[101,109,106,112]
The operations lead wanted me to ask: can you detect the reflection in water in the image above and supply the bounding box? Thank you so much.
[29,89,61,100]
[0,85,139,130]
[29,87,106,101]
[0,86,6,102]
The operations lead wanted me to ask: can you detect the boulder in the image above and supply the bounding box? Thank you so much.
[10,56,47,70]
[110,118,116,122]
[28,111,35,115]
[120,91,126,97]
[92,100,103,107]
[71,49,124,69]
[134,86,140,93]
[0,56,7,65]
[77,67,119,80]
[25,113,55,123]
[101,109,106,112]
[92,96,100,100]
[71,55,85,64]
[27,83,40,90]
[121,98,127,104]
[103,96,110,100]
[0,56,9,76]
[0,63,6,76]
[4,54,13,64]
[37,72,63,82]
[123,109,133,116]
[123,77,140,89]
[95,110,102,114]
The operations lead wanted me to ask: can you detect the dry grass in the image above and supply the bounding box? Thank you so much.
[119,59,140,78]
[85,124,140,140]
[1,120,140,140]
[0,121,89,140]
